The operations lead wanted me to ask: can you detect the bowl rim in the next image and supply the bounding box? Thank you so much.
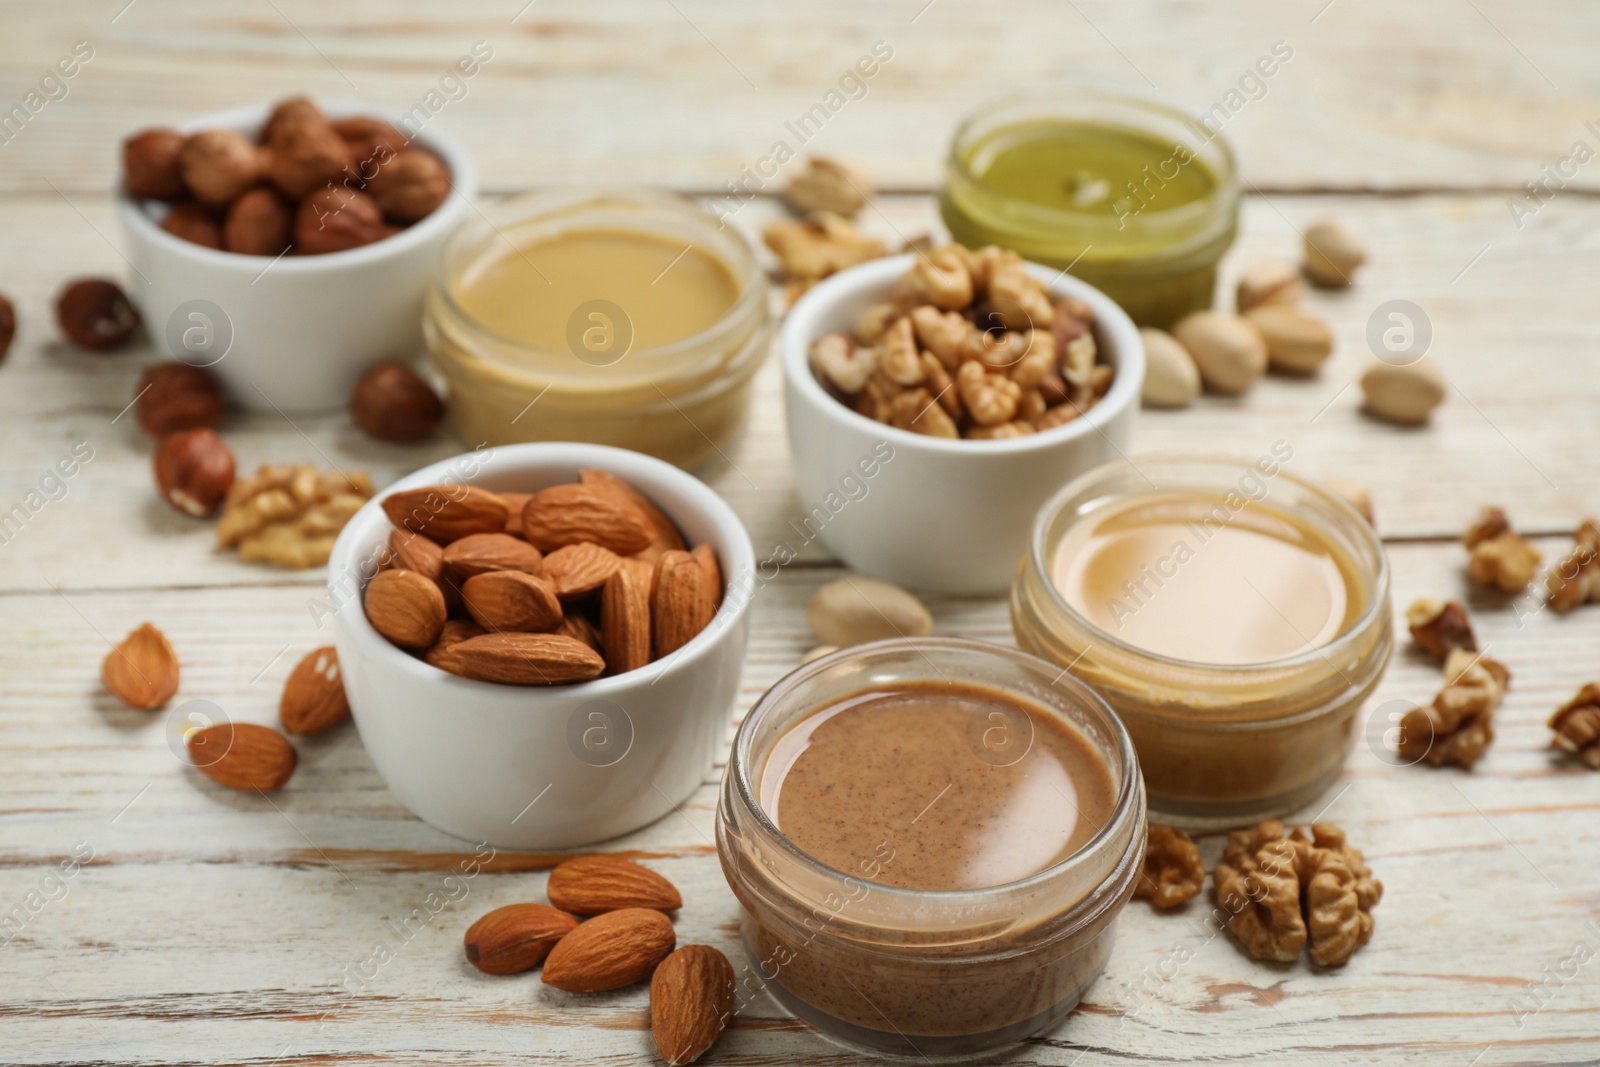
[779,252,1145,455]
[115,97,478,272]
[326,442,756,701]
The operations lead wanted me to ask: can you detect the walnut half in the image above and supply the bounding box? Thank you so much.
[217,463,374,569]
[1398,649,1510,768]
[1550,683,1600,769]
[1213,820,1381,967]
[1134,824,1204,909]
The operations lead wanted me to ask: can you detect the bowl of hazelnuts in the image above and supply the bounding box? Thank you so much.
[116,95,476,413]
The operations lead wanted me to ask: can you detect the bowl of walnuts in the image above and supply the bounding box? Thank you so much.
[116,95,476,413]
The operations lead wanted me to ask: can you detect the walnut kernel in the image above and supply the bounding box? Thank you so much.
[1405,597,1477,661]
[1134,824,1204,909]
[1545,519,1600,613]
[1398,649,1509,768]
[1550,684,1600,769]
[217,464,374,569]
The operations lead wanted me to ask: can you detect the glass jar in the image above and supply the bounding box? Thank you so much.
[717,637,1147,1058]
[1012,454,1393,827]
[424,189,771,469]
[940,91,1239,328]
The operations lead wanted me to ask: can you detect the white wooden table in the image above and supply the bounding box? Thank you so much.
[3,3,1598,1064]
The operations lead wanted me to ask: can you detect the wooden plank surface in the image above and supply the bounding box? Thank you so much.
[3,4,1600,1065]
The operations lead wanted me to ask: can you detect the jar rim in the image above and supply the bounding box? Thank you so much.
[728,636,1144,906]
[945,88,1240,251]
[1025,452,1391,677]
[430,186,768,378]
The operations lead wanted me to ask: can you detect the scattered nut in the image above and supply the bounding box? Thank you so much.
[1406,598,1477,661]
[763,212,887,295]
[547,855,682,916]
[1235,260,1306,312]
[217,464,374,569]
[179,128,263,206]
[651,945,736,1066]
[1172,311,1267,395]
[541,907,676,992]
[1463,506,1541,594]
[1302,219,1367,288]
[1545,519,1600,613]
[1213,821,1381,967]
[278,646,350,735]
[122,127,189,201]
[0,293,16,363]
[223,188,293,256]
[1398,648,1509,768]
[1138,326,1201,408]
[101,621,180,711]
[349,361,443,442]
[463,903,579,975]
[294,187,386,255]
[785,156,873,217]
[161,203,223,249]
[365,148,451,224]
[807,576,932,647]
[56,278,140,352]
[1245,304,1334,375]
[1360,357,1446,425]
[1134,824,1204,909]
[1549,684,1600,769]
[1324,478,1375,526]
[154,427,236,517]
[187,722,297,792]
[135,362,223,436]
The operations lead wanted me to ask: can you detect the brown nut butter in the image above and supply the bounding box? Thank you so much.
[717,638,1146,1057]
[1013,453,1393,827]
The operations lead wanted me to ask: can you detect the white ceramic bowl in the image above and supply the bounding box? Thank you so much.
[781,254,1145,595]
[326,443,754,850]
[117,100,476,413]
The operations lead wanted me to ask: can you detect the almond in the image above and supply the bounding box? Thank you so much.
[690,543,723,610]
[652,551,715,658]
[278,646,349,735]
[555,612,603,652]
[463,903,580,975]
[187,722,297,791]
[547,856,683,916]
[542,541,622,600]
[541,907,676,992]
[365,568,447,648]
[601,564,652,675]
[521,483,654,555]
[448,633,606,685]
[580,469,685,561]
[498,492,532,536]
[382,485,509,544]
[461,570,563,632]
[651,946,735,1066]
[442,532,544,579]
[384,527,444,581]
[423,619,486,675]
[102,622,180,710]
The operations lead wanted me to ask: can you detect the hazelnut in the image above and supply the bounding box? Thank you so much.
[261,96,326,143]
[332,116,408,175]
[0,293,14,363]
[366,148,450,224]
[56,278,141,352]
[265,112,350,199]
[1303,219,1368,289]
[294,187,384,255]
[179,128,264,206]
[161,202,223,249]
[122,127,189,201]
[154,427,236,517]
[350,361,444,442]
[136,362,224,436]
[223,188,293,256]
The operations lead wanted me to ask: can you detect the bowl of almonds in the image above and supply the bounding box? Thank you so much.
[116,96,475,412]
[781,248,1144,594]
[325,442,753,849]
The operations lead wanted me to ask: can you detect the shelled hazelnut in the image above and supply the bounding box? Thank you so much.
[154,427,236,517]
[56,278,140,352]
[349,361,444,442]
[121,94,450,257]
[135,362,223,436]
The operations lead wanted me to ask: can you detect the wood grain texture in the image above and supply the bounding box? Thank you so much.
[3,4,1600,1064]
[1,0,1599,195]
